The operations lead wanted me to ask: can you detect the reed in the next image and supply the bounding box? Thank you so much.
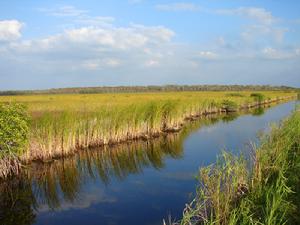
[173,110,300,225]
[0,91,296,163]
[0,114,231,218]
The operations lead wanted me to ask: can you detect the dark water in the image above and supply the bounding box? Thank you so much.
[0,101,297,225]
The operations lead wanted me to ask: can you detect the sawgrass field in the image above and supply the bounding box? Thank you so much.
[0,90,296,162]
[0,91,293,112]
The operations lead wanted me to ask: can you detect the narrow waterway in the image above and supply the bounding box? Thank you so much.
[0,101,297,225]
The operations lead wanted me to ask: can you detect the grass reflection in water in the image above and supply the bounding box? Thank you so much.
[0,111,261,225]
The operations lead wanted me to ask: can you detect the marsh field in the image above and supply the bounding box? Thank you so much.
[0,90,299,225]
[0,90,296,163]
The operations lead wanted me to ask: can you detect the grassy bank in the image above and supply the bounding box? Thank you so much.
[0,113,234,225]
[173,109,300,225]
[0,91,296,176]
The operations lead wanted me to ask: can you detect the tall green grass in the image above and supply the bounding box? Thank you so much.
[0,113,233,222]
[24,92,295,161]
[0,91,296,162]
[174,111,300,225]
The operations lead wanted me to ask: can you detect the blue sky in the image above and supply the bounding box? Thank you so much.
[0,0,299,90]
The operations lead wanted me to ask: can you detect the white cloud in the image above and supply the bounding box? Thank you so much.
[261,47,299,59]
[198,51,218,60]
[1,6,300,89]
[75,16,115,27]
[4,23,175,73]
[82,58,121,70]
[144,59,159,67]
[216,7,276,25]
[0,20,23,41]
[155,2,200,12]
[105,58,121,67]
[10,25,174,51]
[241,25,287,43]
[39,5,88,17]
[216,7,287,45]
[39,5,115,28]
[130,24,175,42]
[38,187,117,212]
[262,47,280,59]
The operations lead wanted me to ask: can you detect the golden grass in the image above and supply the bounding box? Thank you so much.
[0,91,294,112]
[0,91,296,161]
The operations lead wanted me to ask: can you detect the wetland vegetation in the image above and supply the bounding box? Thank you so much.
[0,98,297,225]
[0,89,296,178]
[0,114,230,225]
[174,109,300,225]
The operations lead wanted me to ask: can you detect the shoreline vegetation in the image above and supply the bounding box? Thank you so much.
[170,109,300,225]
[0,89,297,179]
[0,112,245,225]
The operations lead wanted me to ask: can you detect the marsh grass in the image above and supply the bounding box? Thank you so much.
[0,91,296,162]
[250,93,265,103]
[174,111,300,225]
[0,114,226,217]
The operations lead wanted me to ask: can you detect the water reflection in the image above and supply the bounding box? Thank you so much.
[0,178,36,225]
[0,114,226,223]
[0,104,289,225]
[252,107,265,116]
[221,113,239,123]
[30,115,223,206]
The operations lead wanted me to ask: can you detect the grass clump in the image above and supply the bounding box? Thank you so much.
[174,111,300,225]
[221,100,238,112]
[225,93,245,97]
[250,93,265,102]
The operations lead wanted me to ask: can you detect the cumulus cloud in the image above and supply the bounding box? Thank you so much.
[10,25,174,51]
[1,5,300,89]
[0,20,23,41]
[155,2,200,12]
[4,22,175,72]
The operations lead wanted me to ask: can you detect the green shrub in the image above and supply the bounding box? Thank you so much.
[222,100,238,112]
[250,93,265,102]
[0,103,29,157]
[225,93,245,97]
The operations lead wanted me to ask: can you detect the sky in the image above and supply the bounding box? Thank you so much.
[0,0,299,90]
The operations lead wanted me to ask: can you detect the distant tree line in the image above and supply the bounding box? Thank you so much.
[0,85,298,96]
